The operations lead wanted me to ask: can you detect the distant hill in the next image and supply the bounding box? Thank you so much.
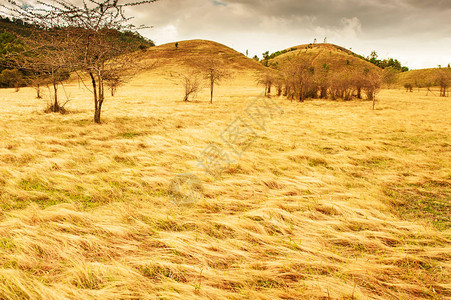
[397,68,451,87]
[267,43,360,60]
[267,43,380,74]
[264,43,408,72]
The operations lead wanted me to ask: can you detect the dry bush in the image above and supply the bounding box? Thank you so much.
[257,71,275,96]
[273,50,382,103]
[179,71,203,102]
[435,68,451,97]
[280,54,317,102]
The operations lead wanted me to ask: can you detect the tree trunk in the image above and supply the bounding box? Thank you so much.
[36,83,41,99]
[210,78,214,104]
[96,73,104,123]
[356,87,362,99]
[53,81,59,112]
[90,72,101,123]
[299,84,304,102]
[320,86,327,99]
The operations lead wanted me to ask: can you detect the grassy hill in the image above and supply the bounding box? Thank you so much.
[129,39,268,99]
[280,43,359,58]
[268,43,380,73]
[140,39,267,73]
[397,67,451,87]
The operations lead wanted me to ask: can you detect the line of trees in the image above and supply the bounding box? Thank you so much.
[258,54,382,107]
[366,51,409,72]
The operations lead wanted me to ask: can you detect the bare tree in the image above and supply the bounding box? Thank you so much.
[106,75,122,97]
[2,25,73,112]
[316,63,330,99]
[382,66,399,89]
[197,56,230,104]
[2,0,156,123]
[404,83,413,92]
[280,54,316,102]
[362,68,382,109]
[257,71,274,97]
[179,71,203,102]
[435,68,451,97]
[103,59,146,97]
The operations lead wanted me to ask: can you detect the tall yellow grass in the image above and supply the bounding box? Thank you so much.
[0,71,449,299]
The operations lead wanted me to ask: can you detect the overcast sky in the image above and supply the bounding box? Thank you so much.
[128,0,450,69]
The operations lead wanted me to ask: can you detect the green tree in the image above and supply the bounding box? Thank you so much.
[0,68,23,91]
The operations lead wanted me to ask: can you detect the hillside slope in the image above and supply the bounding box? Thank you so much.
[129,39,268,97]
[140,39,267,72]
[397,67,451,87]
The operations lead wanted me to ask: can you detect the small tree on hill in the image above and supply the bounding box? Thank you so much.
[316,63,330,99]
[106,75,122,97]
[261,51,270,66]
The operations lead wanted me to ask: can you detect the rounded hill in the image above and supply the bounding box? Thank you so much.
[268,43,380,73]
[141,39,267,72]
[396,68,451,87]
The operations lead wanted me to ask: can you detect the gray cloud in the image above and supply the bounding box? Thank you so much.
[5,0,448,68]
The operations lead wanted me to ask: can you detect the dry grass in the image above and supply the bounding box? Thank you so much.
[0,70,450,299]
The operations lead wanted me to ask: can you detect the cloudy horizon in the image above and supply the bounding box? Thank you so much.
[130,0,450,70]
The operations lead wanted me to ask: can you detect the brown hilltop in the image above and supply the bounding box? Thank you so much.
[268,43,380,73]
[140,39,266,72]
[397,67,451,86]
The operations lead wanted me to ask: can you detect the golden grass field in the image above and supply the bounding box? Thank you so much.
[0,67,450,299]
